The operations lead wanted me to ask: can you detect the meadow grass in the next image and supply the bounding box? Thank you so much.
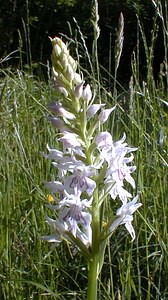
[0,3,168,299]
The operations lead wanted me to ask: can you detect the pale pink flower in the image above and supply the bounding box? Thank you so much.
[48,102,75,120]
[87,104,105,118]
[64,165,96,195]
[98,107,115,124]
[59,132,81,148]
[110,195,142,240]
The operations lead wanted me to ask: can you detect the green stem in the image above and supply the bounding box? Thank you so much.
[87,255,99,300]
[87,189,100,300]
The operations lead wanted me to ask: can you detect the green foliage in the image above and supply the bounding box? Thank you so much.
[0,1,168,299]
[57,0,77,6]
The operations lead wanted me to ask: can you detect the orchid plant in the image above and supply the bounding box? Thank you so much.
[41,36,142,300]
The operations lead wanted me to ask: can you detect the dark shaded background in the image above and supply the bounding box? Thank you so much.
[0,0,165,85]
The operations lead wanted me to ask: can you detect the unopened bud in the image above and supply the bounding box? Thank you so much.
[57,86,69,97]
[74,82,84,99]
[59,39,69,55]
[65,64,75,81]
[52,67,58,78]
[50,37,69,55]
[82,84,92,102]
[60,54,68,69]
[68,56,77,71]
[52,77,69,97]
[73,73,82,84]
[53,44,62,57]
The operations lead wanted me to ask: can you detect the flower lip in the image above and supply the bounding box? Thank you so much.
[96,131,113,149]
[64,165,96,195]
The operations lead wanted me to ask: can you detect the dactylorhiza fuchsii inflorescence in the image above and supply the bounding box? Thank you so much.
[41,37,142,299]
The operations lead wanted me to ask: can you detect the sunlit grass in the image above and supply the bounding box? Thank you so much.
[0,2,168,298]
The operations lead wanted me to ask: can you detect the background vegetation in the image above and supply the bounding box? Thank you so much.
[0,0,165,83]
[0,0,168,299]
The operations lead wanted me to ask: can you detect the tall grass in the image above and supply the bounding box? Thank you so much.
[0,1,168,299]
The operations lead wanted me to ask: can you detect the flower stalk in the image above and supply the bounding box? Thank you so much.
[41,36,142,299]
[87,255,99,300]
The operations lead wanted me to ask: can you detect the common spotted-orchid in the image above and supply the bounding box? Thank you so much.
[41,36,141,300]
